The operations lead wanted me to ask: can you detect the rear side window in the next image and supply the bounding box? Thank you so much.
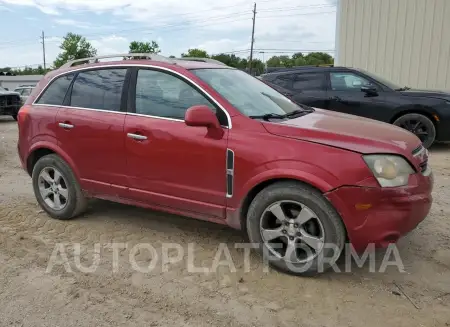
[36,73,75,105]
[70,69,127,111]
[293,72,326,91]
[272,74,294,89]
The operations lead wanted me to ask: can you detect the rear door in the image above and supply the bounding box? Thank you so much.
[290,71,328,108]
[20,74,76,165]
[264,72,329,108]
[326,71,391,121]
[55,67,129,196]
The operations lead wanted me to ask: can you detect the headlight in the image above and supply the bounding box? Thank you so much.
[363,155,415,187]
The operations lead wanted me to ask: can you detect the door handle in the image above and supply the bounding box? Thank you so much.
[127,133,147,141]
[330,96,341,101]
[58,122,74,129]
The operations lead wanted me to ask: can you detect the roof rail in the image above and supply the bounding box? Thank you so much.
[60,53,173,69]
[176,57,227,66]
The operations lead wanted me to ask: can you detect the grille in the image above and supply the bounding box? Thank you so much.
[0,95,20,107]
[412,144,429,174]
[419,160,428,173]
[411,144,423,156]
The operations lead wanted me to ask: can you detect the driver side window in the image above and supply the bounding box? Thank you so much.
[330,72,375,91]
[135,69,218,121]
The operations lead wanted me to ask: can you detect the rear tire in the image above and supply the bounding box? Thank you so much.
[32,154,87,220]
[12,114,17,121]
[246,181,346,276]
[393,113,436,148]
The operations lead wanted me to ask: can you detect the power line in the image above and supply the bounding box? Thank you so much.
[258,4,335,12]
[258,11,336,19]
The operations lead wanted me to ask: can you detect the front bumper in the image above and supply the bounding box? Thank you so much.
[325,172,433,252]
[0,104,21,115]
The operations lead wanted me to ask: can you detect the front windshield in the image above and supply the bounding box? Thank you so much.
[355,68,402,90]
[191,68,302,117]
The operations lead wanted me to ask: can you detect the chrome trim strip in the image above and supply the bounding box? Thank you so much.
[32,63,233,128]
[34,103,127,115]
[226,149,234,198]
[127,112,185,123]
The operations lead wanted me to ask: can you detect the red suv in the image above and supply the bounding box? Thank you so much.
[17,54,433,275]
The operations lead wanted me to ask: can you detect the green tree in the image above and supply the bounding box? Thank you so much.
[129,41,161,54]
[266,56,282,67]
[181,48,209,58]
[249,58,265,75]
[211,53,242,67]
[53,33,97,68]
[304,52,334,65]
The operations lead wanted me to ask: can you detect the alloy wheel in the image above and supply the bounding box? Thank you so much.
[259,200,325,264]
[38,166,69,211]
[398,118,430,143]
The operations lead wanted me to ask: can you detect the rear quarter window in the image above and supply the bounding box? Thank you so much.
[35,73,75,105]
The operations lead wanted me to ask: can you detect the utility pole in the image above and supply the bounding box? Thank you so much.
[248,2,256,75]
[40,31,46,70]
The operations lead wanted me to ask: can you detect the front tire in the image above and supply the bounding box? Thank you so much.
[393,113,436,148]
[12,114,17,121]
[32,154,87,220]
[246,181,346,276]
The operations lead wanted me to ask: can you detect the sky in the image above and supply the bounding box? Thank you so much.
[0,0,337,69]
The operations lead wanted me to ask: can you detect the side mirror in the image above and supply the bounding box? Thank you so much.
[4,87,8,91]
[361,85,377,95]
[185,105,224,138]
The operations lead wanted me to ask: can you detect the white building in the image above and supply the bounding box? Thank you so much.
[335,0,450,91]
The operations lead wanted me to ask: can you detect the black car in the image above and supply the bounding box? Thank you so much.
[0,86,22,121]
[260,66,450,148]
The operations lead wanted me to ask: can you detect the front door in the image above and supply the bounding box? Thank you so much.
[124,68,229,218]
[327,71,391,121]
[55,68,129,196]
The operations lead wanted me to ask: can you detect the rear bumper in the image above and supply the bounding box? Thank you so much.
[325,172,433,252]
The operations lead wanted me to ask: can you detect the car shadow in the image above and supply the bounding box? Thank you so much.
[429,142,450,153]
[73,199,417,278]
[0,117,16,123]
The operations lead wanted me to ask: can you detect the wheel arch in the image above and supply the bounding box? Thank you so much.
[26,142,80,180]
[389,106,438,127]
[237,177,328,234]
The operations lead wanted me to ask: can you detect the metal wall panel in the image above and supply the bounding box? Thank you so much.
[336,0,450,91]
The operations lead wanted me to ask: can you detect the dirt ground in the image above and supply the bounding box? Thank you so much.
[0,116,449,327]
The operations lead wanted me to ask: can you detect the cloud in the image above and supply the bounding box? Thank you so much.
[0,4,12,11]
[0,0,337,66]
[36,4,60,15]
[89,35,129,55]
[54,18,91,29]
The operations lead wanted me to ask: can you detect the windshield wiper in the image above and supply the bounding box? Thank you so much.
[249,113,286,121]
[249,108,314,121]
[395,86,411,91]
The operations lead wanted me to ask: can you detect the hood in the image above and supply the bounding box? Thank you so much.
[262,108,421,155]
[400,88,450,100]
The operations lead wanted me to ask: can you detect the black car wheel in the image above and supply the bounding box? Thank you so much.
[246,181,346,276]
[393,113,436,148]
[12,114,17,121]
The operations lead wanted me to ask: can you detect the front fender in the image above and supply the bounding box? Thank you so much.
[230,160,342,209]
